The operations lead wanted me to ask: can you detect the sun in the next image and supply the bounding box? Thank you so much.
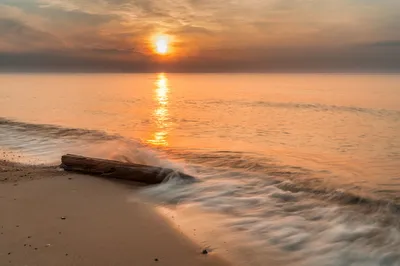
[152,34,171,55]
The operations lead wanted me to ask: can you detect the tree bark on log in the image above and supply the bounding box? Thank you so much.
[60,154,195,184]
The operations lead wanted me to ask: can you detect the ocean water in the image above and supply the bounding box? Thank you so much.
[1,73,400,265]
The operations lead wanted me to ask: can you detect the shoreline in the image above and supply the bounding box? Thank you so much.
[0,161,228,266]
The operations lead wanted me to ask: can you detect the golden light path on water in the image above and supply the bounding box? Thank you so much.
[147,73,170,146]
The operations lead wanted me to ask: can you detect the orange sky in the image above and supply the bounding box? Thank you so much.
[0,0,399,72]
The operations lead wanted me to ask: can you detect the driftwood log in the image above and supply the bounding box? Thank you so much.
[60,154,195,184]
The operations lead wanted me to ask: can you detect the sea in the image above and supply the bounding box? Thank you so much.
[1,73,399,265]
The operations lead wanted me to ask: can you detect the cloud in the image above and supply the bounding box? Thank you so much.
[0,18,63,52]
[2,44,399,73]
[0,3,47,29]
[27,0,400,48]
[0,51,155,73]
[367,40,400,47]
[0,0,399,71]
[169,25,214,36]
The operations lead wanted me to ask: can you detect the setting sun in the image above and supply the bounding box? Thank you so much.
[153,34,171,55]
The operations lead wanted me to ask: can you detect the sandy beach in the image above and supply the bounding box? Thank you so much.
[0,161,228,266]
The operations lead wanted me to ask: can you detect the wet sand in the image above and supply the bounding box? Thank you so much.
[0,162,228,266]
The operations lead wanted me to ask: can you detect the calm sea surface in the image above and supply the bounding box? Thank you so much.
[1,73,400,265]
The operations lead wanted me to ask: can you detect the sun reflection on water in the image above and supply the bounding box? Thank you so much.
[147,73,170,146]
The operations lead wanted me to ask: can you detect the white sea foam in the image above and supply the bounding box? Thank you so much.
[141,162,400,266]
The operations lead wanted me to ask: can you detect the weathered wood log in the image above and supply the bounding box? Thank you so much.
[60,154,195,184]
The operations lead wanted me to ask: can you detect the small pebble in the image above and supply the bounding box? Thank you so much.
[202,249,208,255]
[61,217,66,220]
[34,248,38,250]
[65,253,69,256]
[154,258,159,262]
[45,244,51,247]
[7,252,11,255]
[28,236,31,239]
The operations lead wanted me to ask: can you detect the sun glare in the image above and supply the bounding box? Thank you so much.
[153,34,171,55]
[147,73,170,147]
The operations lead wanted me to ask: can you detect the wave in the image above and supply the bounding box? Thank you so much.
[143,165,400,266]
[165,149,400,213]
[0,117,119,141]
[252,101,400,117]
[277,181,400,215]
[186,100,400,118]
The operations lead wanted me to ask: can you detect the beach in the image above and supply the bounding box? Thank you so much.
[0,161,228,266]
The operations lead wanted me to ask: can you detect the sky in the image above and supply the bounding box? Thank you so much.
[0,0,399,72]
